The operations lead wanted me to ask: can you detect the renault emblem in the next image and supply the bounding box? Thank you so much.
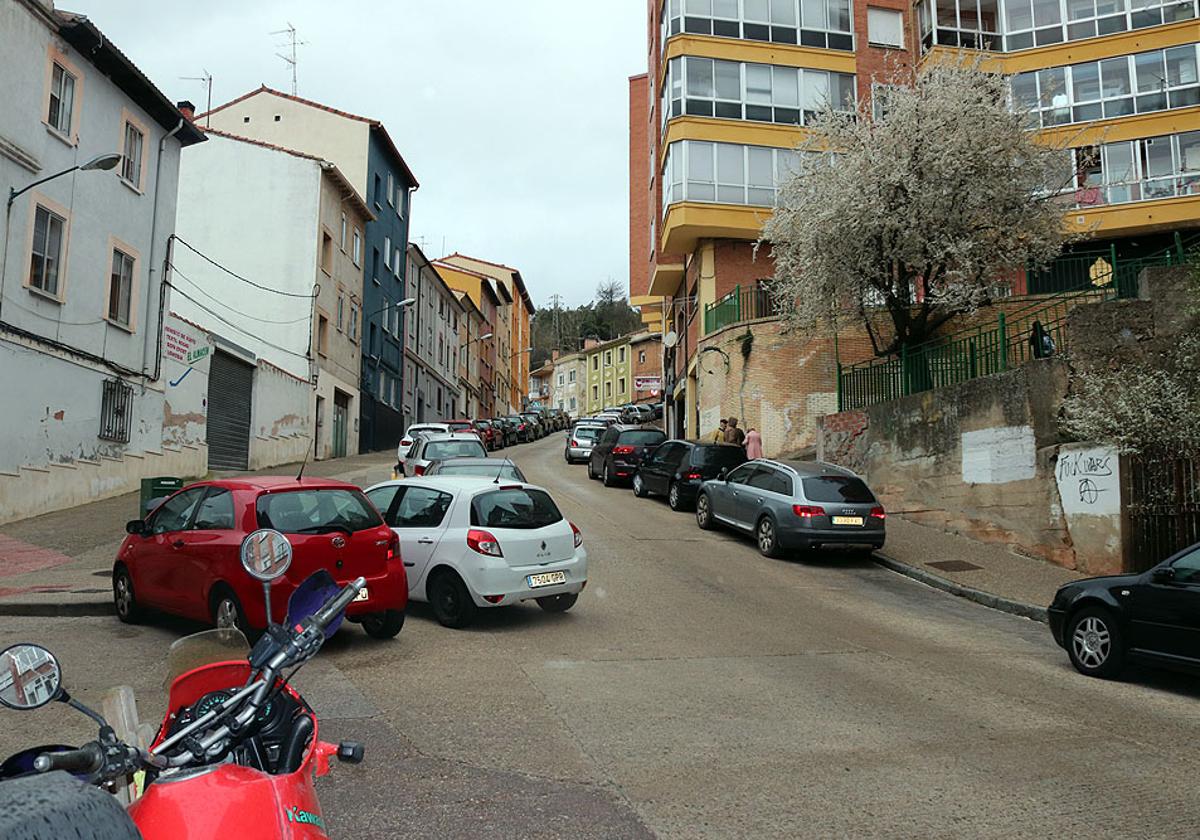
[540,541,547,551]
[332,536,346,549]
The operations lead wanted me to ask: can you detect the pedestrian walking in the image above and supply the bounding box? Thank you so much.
[724,417,746,448]
[710,418,728,444]
[745,427,763,459]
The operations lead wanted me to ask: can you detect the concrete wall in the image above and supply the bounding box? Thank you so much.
[250,360,311,469]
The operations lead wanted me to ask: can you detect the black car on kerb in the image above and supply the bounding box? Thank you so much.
[633,440,748,511]
[1048,540,1200,679]
[588,425,667,487]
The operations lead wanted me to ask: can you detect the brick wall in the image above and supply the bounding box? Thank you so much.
[852,0,916,107]
[712,240,774,303]
[629,73,651,299]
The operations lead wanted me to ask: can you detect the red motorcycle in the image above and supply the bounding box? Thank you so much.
[0,529,367,839]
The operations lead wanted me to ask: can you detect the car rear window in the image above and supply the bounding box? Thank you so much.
[801,476,876,504]
[618,430,666,446]
[257,489,383,534]
[447,422,473,432]
[426,440,487,460]
[572,427,602,441]
[471,488,564,530]
[438,463,524,482]
[692,446,748,468]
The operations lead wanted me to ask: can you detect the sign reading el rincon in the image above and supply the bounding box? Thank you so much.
[186,345,211,364]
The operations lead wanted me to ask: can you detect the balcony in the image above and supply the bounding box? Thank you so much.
[703,283,781,334]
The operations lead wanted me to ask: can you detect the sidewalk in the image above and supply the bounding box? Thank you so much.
[0,450,397,616]
[873,516,1085,622]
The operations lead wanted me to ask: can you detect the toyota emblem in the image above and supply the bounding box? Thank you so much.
[331,536,346,549]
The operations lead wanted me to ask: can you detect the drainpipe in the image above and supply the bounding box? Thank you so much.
[144,119,185,382]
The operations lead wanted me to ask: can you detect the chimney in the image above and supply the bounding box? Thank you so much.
[584,337,600,350]
[551,349,560,362]
[177,100,196,122]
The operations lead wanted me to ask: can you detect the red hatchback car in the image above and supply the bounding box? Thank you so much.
[112,477,407,639]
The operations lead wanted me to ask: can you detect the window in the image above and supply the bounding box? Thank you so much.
[352,230,362,266]
[568,369,576,382]
[395,246,403,277]
[193,489,235,530]
[29,205,66,297]
[340,213,347,250]
[726,463,757,485]
[337,295,344,331]
[593,355,600,370]
[1063,129,1200,206]
[99,377,133,443]
[394,487,454,528]
[349,305,359,342]
[120,122,144,188]
[148,488,205,534]
[569,396,577,410]
[639,350,647,363]
[365,485,402,522]
[321,232,334,274]
[593,384,600,400]
[471,488,564,529]
[387,173,395,206]
[802,476,877,503]
[619,346,626,363]
[618,377,627,393]
[557,374,565,386]
[318,315,329,355]
[48,61,76,135]
[868,7,905,45]
[663,0,854,50]
[605,382,613,397]
[256,488,383,533]
[663,140,822,211]
[1169,545,1200,583]
[605,351,613,366]
[373,174,382,206]
[108,248,134,327]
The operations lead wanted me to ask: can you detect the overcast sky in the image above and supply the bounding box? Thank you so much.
[63,0,647,308]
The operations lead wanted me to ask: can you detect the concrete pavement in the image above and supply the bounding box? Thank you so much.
[0,436,1198,837]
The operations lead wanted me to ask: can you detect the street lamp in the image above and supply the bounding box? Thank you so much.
[3,152,123,321]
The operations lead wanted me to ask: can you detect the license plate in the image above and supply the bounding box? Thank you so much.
[526,571,566,588]
[832,516,863,526]
[353,587,369,602]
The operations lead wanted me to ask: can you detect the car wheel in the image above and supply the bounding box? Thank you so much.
[668,482,686,511]
[112,565,142,624]
[428,570,478,629]
[757,516,782,558]
[361,609,405,639]
[210,587,249,634]
[537,593,578,613]
[587,458,598,480]
[696,493,716,530]
[632,473,648,497]
[603,462,616,487]
[1067,607,1126,678]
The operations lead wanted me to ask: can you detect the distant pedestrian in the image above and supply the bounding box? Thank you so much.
[710,418,728,444]
[745,427,763,459]
[724,417,746,448]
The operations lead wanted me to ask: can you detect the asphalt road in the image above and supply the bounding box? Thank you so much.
[2,435,1199,838]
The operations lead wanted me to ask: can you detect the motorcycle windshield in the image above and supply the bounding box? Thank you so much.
[162,628,250,689]
[287,570,344,639]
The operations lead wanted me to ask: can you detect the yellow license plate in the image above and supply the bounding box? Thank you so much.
[832,516,863,526]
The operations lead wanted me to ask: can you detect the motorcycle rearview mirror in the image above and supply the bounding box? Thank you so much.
[0,644,63,711]
[241,529,293,629]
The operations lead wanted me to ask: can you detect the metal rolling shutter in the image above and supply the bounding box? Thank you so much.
[206,351,253,470]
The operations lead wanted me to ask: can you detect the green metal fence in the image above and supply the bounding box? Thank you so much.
[703,284,779,335]
[837,235,1198,411]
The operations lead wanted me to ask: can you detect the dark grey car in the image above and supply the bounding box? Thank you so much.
[695,460,885,557]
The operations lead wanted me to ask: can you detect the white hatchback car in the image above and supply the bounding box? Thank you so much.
[396,423,452,467]
[363,477,587,628]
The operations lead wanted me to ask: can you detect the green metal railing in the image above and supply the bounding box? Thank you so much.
[703,284,780,335]
[837,234,1198,411]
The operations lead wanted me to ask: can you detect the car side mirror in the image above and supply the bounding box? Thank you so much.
[1151,566,1176,584]
[125,519,147,536]
[717,469,728,482]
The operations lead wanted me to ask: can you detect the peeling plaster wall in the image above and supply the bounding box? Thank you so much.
[248,362,312,470]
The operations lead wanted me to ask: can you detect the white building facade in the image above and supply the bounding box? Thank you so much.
[404,244,462,424]
[551,351,587,416]
[0,1,205,523]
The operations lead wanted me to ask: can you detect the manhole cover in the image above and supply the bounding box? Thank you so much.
[927,560,983,572]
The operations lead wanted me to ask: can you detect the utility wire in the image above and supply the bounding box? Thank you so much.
[169,263,313,325]
[166,283,311,361]
[171,236,317,299]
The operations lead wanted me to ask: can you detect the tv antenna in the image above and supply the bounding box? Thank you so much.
[180,69,213,125]
[271,23,307,95]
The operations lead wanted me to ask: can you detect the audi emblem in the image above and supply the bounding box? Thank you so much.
[331,536,346,549]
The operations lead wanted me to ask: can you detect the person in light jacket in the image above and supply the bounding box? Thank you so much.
[745,427,763,459]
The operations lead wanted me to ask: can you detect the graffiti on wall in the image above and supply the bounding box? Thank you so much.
[1056,444,1121,517]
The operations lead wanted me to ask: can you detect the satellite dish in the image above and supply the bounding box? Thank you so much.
[663,330,679,349]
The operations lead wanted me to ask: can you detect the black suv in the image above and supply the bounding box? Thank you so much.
[588,425,667,487]
[633,440,748,511]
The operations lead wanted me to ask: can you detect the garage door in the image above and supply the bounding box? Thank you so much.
[207,351,253,470]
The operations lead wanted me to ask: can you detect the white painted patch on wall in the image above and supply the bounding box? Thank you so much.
[961,425,1036,484]
[807,391,838,419]
[700,406,722,436]
[1055,443,1121,516]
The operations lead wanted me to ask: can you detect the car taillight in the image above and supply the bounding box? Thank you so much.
[684,471,703,480]
[613,445,635,455]
[570,521,583,548]
[401,439,411,447]
[570,439,579,446]
[467,529,503,557]
[413,465,426,476]
[387,532,401,562]
[870,506,886,519]
[518,423,525,430]
[793,505,826,518]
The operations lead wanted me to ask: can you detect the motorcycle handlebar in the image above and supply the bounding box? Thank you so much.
[34,742,105,775]
[309,577,366,633]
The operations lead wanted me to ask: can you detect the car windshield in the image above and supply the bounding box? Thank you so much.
[256,488,383,534]
[471,488,564,530]
[438,463,524,481]
[572,427,603,441]
[425,440,487,460]
[694,446,747,468]
[801,476,876,504]
[618,430,666,446]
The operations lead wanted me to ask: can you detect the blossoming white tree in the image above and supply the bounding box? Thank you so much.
[763,58,1072,356]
